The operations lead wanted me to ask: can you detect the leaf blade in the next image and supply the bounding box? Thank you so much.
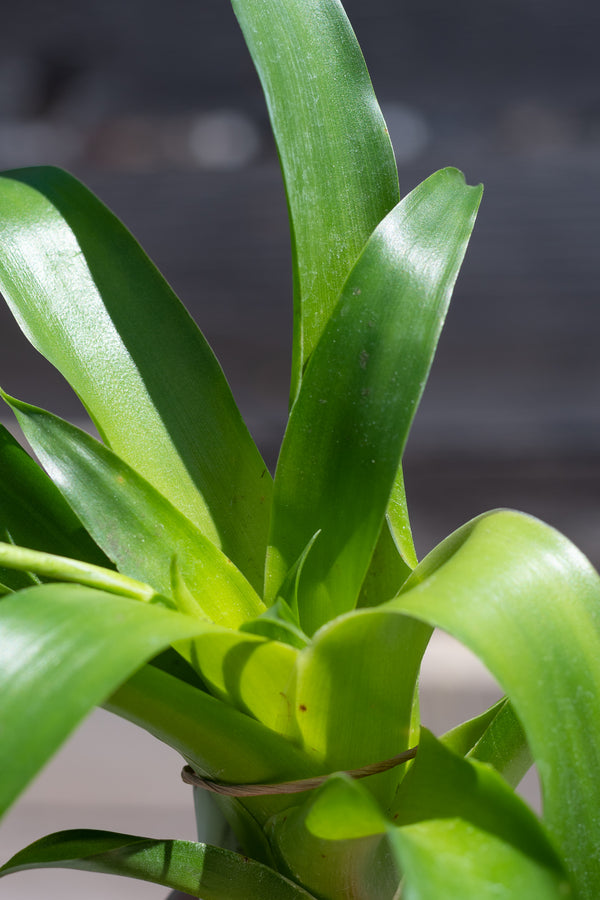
[231,0,400,400]
[387,509,600,899]
[267,169,482,632]
[0,830,317,899]
[0,583,231,819]
[391,819,572,900]
[4,395,264,628]
[0,167,271,589]
[0,423,108,588]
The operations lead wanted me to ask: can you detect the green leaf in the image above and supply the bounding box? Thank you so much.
[357,514,413,609]
[0,583,230,819]
[267,775,398,900]
[294,608,431,806]
[387,509,600,899]
[0,830,317,899]
[442,697,532,788]
[240,599,310,650]
[391,819,572,900]
[187,626,300,739]
[0,423,108,589]
[267,169,482,633]
[0,167,271,590]
[468,701,532,788]
[105,662,324,829]
[386,466,419,570]
[231,0,400,401]
[441,697,509,757]
[4,395,264,628]
[391,728,559,872]
[0,540,166,604]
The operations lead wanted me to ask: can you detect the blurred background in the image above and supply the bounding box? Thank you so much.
[0,0,598,895]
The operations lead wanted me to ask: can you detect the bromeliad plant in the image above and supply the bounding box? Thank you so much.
[0,0,599,898]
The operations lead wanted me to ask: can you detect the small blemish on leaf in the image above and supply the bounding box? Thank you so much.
[299,703,307,712]
[352,286,361,296]
[359,350,369,369]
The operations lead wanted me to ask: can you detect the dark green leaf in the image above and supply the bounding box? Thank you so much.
[0,830,317,899]
[0,423,108,589]
[231,0,400,400]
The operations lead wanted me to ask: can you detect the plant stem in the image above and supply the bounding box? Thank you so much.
[0,541,160,603]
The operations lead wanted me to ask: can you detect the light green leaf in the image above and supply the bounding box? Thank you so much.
[441,697,509,756]
[0,583,231,819]
[0,540,165,604]
[442,697,532,788]
[0,167,271,590]
[468,701,532,788]
[294,609,430,806]
[4,395,264,628]
[391,728,559,873]
[106,662,324,830]
[387,509,600,899]
[240,599,310,650]
[0,423,108,589]
[188,627,300,739]
[357,514,413,609]
[391,819,572,899]
[386,466,419,570]
[267,168,482,633]
[267,775,398,900]
[0,830,317,899]
[231,0,400,401]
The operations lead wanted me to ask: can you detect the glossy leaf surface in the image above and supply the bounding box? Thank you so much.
[391,728,559,872]
[231,0,399,400]
[391,820,572,900]
[0,423,108,589]
[0,167,270,590]
[267,169,482,632]
[440,697,532,789]
[0,830,316,899]
[294,609,430,805]
[268,774,398,900]
[388,509,600,899]
[106,663,323,830]
[0,583,226,819]
[5,396,264,628]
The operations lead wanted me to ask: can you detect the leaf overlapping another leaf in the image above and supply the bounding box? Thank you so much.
[387,509,600,899]
[231,0,400,402]
[3,394,264,628]
[0,166,271,591]
[267,168,482,633]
